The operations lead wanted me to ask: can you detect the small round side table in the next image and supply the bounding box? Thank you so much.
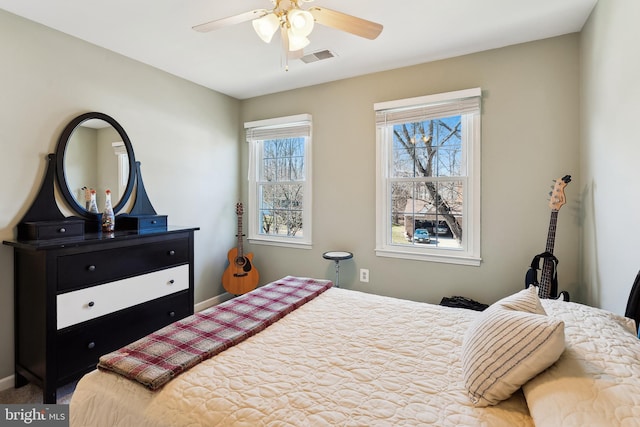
[322,251,353,288]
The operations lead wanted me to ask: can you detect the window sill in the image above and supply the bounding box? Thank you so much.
[248,238,312,250]
[375,247,481,266]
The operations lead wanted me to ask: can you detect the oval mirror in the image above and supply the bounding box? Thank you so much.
[55,112,136,219]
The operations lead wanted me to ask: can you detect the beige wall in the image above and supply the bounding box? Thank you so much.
[580,0,640,314]
[0,10,240,379]
[6,3,627,386]
[242,35,582,305]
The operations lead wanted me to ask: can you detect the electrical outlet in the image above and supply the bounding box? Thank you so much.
[359,268,369,283]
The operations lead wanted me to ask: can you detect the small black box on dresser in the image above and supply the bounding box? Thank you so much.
[17,219,85,240]
[116,214,168,232]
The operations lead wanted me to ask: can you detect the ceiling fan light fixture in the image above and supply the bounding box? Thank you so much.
[287,9,314,37]
[193,1,383,70]
[252,13,280,43]
[287,30,310,51]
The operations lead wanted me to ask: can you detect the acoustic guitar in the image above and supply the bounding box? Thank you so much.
[527,175,571,301]
[222,202,259,295]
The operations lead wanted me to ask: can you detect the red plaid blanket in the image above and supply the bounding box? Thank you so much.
[97,276,333,390]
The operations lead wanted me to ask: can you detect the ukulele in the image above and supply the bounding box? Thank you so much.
[222,202,259,295]
[528,175,571,301]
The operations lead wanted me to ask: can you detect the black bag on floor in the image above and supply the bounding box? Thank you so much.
[439,296,488,311]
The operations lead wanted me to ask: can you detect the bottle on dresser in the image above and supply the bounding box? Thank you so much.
[102,189,115,232]
[89,189,99,214]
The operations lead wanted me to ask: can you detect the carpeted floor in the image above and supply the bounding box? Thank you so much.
[0,381,76,404]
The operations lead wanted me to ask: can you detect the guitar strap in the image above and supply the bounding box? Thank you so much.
[525,251,559,295]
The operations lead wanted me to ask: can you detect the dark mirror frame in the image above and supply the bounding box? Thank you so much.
[55,112,136,220]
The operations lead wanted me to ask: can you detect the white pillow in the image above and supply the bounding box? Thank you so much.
[461,287,565,407]
[493,286,547,314]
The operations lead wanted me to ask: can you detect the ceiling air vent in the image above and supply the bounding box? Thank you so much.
[300,50,336,64]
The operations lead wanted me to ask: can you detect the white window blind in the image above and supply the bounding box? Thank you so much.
[375,88,481,126]
[245,114,312,142]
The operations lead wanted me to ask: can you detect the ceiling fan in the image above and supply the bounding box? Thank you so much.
[193,0,383,63]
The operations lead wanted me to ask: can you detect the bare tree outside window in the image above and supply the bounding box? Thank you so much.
[259,137,305,237]
[390,116,464,246]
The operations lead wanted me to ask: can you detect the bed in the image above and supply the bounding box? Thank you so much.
[70,276,640,427]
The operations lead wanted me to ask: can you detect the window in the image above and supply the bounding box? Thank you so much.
[245,114,312,248]
[111,141,129,200]
[374,88,481,266]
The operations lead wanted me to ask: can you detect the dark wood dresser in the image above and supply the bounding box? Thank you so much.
[5,112,201,403]
[3,227,198,403]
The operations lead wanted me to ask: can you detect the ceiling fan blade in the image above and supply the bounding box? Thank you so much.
[192,9,268,33]
[309,7,383,40]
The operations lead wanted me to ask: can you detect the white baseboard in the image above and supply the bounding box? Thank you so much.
[0,374,14,392]
[194,292,234,312]
[0,294,232,392]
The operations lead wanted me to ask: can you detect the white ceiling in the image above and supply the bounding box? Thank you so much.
[0,0,597,100]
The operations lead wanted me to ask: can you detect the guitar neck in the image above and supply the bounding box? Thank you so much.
[236,214,244,258]
[539,210,558,297]
[545,211,558,254]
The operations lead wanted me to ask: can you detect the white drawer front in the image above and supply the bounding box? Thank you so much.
[57,264,189,330]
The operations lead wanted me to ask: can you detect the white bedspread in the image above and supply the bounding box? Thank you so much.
[524,299,640,427]
[71,287,533,426]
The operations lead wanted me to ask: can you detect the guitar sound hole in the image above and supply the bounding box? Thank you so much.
[235,257,246,267]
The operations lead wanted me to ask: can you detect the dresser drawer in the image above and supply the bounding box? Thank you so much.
[57,237,189,291]
[57,264,189,329]
[18,219,85,240]
[116,214,168,231]
[56,290,192,382]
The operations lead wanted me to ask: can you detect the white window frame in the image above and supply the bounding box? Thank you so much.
[245,114,312,249]
[374,88,481,266]
[111,141,128,200]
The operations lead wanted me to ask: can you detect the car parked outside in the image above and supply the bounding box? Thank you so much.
[413,228,431,243]
[434,223,449,235]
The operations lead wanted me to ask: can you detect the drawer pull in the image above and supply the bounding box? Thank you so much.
[168,250,176,256]
[151,220,157,224]
[87,342,96,350]
[87,301,95,308]
[58,227,66,233]
[87,265,96,272]
[169,311,176,318]
[168,279,175,285]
